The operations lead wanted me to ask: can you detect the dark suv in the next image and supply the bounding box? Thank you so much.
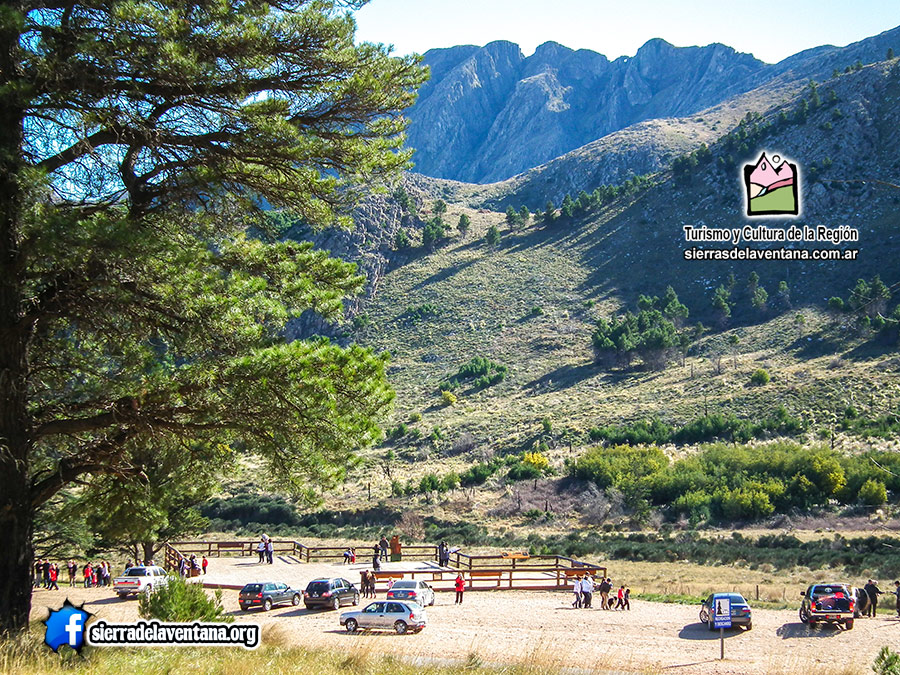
[800,583,855,630]
[239,582,301,611]
[303,577,359,610]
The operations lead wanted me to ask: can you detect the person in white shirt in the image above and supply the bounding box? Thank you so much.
[256,539,265,564]
[265,539,274,564]
[572,575,582,608]
[581,573,595,608]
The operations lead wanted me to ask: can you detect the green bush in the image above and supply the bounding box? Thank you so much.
[507,462,542,481]
[439,357,508,392]
[750,368,770,385]
[874,647,900,675]
[859,479,888,506]
[139,576,231,622]
[460,462,498,486]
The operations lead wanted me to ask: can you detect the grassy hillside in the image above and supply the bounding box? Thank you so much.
[332,61,900,508]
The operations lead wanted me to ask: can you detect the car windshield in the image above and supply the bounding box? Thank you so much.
[812,586,848,598]
[307,581,330,593]
[124,568,148,577]
[717,594,747,604]
[241,584,262,593]
[392,582,417,589]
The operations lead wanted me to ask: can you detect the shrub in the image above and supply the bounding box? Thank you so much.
[139,576,231,622]
[409,412,422,423]
[439,357,508,391]
[874,647,900,675]
[507,462,542,481]
[530,306,543,316]
[859,479,888,506]
[460,462,498,486]
[541,417,553,434]
[750,368,770,385]
[441,390,457,406]
[522,451,550,472]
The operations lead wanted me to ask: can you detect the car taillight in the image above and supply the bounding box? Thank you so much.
[303,591,308,597]
[322,591,331,597]
[409,612,415,620]
[849,599,855,609]
[257,593,263,598]
[387,592,394,597]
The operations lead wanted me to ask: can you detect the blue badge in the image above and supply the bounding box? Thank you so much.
[43,599,92,653]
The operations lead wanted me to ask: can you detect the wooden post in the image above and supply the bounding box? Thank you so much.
[720,627,724,660]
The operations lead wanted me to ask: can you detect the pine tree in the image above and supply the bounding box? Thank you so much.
[0,0,424,632]
[457,213,471,237]
[485,224,501,248]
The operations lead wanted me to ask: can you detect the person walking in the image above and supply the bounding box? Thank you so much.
[581,573,594,609]
[201,556,208,575]
[48,564,59,591]
[614,585,626,610]
[257,539,266,563]
[454,573,465,604]
[599,577,612,609]
[864,579,883,617]
[266,538,274,564]
[379,535,389,562]
[623,588,631,611]
[572,575,582,608]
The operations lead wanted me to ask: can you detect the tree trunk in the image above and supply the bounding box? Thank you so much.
[0,10,32,635]
[142,542,157,565]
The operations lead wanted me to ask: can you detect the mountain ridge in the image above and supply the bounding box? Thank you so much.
[406,26,900,184]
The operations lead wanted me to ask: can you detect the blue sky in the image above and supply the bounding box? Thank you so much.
[354,0,900,64]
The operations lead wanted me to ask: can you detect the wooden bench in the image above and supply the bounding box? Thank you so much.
[372,572,404,580]
[500,552,529,560]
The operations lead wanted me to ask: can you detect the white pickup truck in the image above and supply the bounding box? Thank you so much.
[113,565,170,599]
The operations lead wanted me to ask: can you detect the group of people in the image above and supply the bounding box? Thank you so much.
[571,573,630,610]
[33,560,115,589]
[175,554,208,577]
[256,535,275,564]
[861,579,900,617]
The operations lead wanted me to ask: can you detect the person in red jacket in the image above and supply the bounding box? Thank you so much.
[48,564,59,591]
[454,573,465,604]
[201,556,208,574]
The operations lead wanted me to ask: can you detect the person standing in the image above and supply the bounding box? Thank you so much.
[892,581,900,617]
[256,539,266,563]
[360,570,370,598]
[201,556,208,575]
[67,560,76,587]
[266,538,274,564]
[379,535,389,562]
[614,585,626,610]
[599,577,612,609]
[623,587,631,611]
[572,575,582,608]
[83,562,93,588]
[41,559,51,588]
[581,573,594,609]
[455,573,465,604]
[864,579,883,617]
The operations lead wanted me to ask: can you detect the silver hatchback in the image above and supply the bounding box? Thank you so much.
[340,600,427,634]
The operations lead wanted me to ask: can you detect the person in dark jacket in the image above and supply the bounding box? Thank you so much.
[864,579,883,617]
[893,580,900,617]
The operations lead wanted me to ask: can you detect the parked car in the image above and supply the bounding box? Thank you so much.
[303,577,359,610]
[385,579,436,606]
[113,565,170,599]
[800,583,855,629]
[239,582,301,611]
[698,592,752,630]
[340,600,427,634]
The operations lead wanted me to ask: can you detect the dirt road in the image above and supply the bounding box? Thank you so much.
[30,583,900,674]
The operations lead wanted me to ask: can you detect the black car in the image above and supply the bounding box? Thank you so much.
[303,577,359,610]
[239,582,301,611]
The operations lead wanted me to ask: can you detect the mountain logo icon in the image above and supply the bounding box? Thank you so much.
[743,152,799,216]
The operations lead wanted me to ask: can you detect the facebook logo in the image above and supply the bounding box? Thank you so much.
[43,600,91,653]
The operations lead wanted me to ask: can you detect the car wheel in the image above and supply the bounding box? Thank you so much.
[118,593,129,600]
[845,619,854,630]
[394,620,408,635]
[707,620,715,632]
[304,603,313,610]
[799,607,809,624]
[429,594,435,607]
[345,619,358,633]
[745,623,752,631]
[352,592,359,606]
[332,597,340,611]
[699,608,709,623]
[263,598,273,611]
[292,594,301,606]
[808,620,817,628]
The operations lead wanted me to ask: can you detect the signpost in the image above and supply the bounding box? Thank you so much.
[713,596,732,660]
